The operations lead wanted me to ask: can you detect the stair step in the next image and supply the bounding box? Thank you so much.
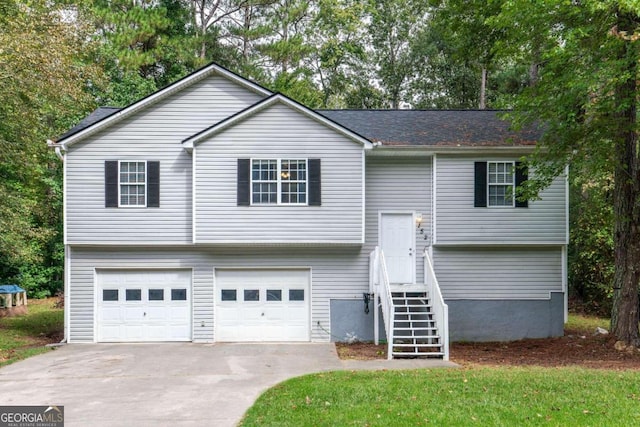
[394,304,431,308]
[392,343,442,348]
[393,335,441,340]
[392,352,445,357]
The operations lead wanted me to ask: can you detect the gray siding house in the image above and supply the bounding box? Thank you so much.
[49,63,567,359]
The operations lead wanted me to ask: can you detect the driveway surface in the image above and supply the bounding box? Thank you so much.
[0,343,456,426]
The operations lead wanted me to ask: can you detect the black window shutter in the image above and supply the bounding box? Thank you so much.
[308,159,321,206]
[105,161,119,207]
[474,161,487,207]
[237,159,250,206]
[147,161,160,207]
[515,161,529,208]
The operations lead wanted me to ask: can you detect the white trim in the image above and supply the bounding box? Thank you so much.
[192,148,197,244]
[65,241,364,247]
[361,150,366,245]
[562,245,568,323]
[487,160,515,208]
[378,211,417,284]
[54,64,272,148]
[432,154,437,245]
[63,152,68,245]
[368,146,536,156]
[64,244,70,343]
[565,164,570,244]
[183,94,373,149]
[433,241,567,247]
[117,160,147,208]
[250,158,309,206]
[92,268,98,343]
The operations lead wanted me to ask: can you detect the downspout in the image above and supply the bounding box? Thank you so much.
[47,139,68,344]
[47,139,65,161]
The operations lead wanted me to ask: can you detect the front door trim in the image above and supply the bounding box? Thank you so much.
[378,211,416,284]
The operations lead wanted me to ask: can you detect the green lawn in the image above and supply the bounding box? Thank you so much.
[0,298,63,367]
[242,313,638,426]
[241,367,640,426]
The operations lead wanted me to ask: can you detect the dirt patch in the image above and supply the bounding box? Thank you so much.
[336,329,640,369]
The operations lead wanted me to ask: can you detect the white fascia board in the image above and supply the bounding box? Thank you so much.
[183,94,373,149]
[53,64,272,148]
[367,146,536,157]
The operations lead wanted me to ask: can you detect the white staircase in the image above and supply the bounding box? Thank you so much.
[369,247,449,360]
[391,291,444,358]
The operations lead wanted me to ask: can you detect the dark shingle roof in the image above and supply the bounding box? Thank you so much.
[57,107,121,141]
[319,109,540,146]
[58,106,540,147]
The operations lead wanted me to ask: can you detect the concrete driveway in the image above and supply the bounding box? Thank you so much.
[0,343,455,426]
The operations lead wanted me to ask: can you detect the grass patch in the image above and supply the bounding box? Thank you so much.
[0,298,63,367]
[566,313,610,334]
[241,368,640,426]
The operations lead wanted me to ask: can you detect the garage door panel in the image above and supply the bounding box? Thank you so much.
[97,270,192,342]
[215,269,310,342]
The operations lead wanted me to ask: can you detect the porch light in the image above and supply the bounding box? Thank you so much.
[415,213,423,228]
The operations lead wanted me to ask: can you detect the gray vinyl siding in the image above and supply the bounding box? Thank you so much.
[364,157,432,283]
[435,155,567,244]
[194,103,364,243]
[433,247,562,300]
[68,246,370,343]
[65,75,264,244]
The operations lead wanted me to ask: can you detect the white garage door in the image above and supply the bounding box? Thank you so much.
[215,269,310,342]
[97,270,192,342]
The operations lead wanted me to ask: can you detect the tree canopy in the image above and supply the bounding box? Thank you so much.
[1,0,636,347]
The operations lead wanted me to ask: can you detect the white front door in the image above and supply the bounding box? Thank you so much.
[380,213,415,284]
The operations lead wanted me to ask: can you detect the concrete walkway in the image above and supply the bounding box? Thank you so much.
[0,343,456,426]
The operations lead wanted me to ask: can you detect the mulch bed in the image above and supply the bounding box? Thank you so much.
[336,329,640,369]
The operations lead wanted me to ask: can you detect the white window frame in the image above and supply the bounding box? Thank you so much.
[118,160,147,207]
[250,158,308,206]
[487,161,515,208]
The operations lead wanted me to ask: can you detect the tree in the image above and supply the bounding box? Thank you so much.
[0,0,99,296]
[495,1,640,347]
[369,0,427,108]
[306,0,367,108]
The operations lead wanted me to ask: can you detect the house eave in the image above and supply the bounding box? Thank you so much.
[367,145,537,157]
[182,93,373,150]
[53,63,272,148]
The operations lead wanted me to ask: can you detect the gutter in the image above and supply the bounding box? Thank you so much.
[47,139,65,162]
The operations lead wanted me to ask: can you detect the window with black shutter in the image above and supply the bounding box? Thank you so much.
[237,158,320,206]
[474,161,528,208]
[104,160,160,208]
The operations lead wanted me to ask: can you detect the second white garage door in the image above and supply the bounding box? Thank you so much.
[215,269,310,342]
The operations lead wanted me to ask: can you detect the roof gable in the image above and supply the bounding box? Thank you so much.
[52,63,272,148]
[181,93,373,150]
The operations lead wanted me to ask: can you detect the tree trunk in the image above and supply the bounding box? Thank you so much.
[479,66,487,110]
[610,10,640,348]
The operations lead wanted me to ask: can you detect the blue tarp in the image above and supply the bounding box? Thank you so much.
[0,285,25,294]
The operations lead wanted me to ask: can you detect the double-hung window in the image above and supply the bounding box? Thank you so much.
[251,159,307,205]
[487,161,514,207]
[474,161,528,208]
[119,161,146,207]
[105,160,160,208]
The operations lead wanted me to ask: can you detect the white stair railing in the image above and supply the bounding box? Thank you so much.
[423,249,449,360]
[369,246,394,360]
